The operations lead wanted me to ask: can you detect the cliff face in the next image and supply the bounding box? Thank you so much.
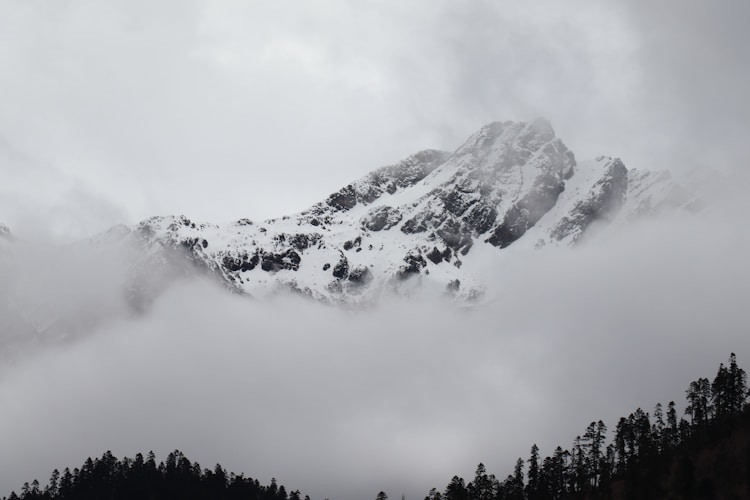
[112,119,689,305]
[0,119,698,349]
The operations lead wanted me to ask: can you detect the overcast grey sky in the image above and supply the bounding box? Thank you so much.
[2,2,750,498]
[1,203,749,499]
[1,0,748,241]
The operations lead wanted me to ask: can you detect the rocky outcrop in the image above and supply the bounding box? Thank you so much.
[312,149,451,217]
[488,174,566,248]
[222,251,259,273]
[361,206,402,231]
[260,249,301,272]
[550,157,628,243]
[332,254,349,279]
[348,265,372,286]
[397,250,427,280]
[1,119,701,356]
[78,120,688,305]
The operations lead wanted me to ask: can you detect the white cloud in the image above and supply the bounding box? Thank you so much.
[1,1,749,497]
[1,192,749,498]
[0,0,662,239]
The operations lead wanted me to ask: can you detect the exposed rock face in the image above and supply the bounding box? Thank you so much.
[398,120,576,253]
[64,119,694,305]
[549,157,628,243]
[361,206,402,231]
[332,254,349,279]
[348,265,373,286]
[260,249,301,272]
[488,173,566,248]
[222,252,259,273]
[397,250,427,280]
[314,149,452,219]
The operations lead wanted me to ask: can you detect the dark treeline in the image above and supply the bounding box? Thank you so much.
[422,352,750,500]
[2,449,309,500]
[5,354,750,500]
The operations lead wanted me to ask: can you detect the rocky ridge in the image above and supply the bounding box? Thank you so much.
[0,119,707,357]
[0,119,698,319]
[89,119,695,305]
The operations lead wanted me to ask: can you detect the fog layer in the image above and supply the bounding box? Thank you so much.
[3,1,747,239]
[1,196,749,499]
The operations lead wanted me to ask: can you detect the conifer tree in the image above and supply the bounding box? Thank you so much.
[712,362,730,417]
[425,487,443,500]
[550,446,569,498]
[663,401,679,449]
[570,436,587,492]
[727,352,748,414]
[685,378,713,427]
[500,457,524,499]
[614,417,628,472]
[652,403,665,446]
[467,463,497,500]
[46,469,60,497]
[526,444,540,498]
[630,408,652,459]
[443,476,468,500]
[30,479,40,496]
[58,468,73,498]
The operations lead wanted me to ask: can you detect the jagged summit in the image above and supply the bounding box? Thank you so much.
[90,119,689,306]
[455,118,558,157]
[0,223,10,239]
[0,120,696,315]
[300,148,452,222]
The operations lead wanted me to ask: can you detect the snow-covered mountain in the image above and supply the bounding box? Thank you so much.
[0,119,702,352]
[84,118,694,306]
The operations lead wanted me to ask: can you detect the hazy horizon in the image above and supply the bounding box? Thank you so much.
[2,190,749,498]
[2,1,750,499]
[2,1,749,241]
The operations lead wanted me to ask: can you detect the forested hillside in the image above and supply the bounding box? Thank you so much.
[2,450,307,500]
[423,353,750,500]
[4,354,748,500]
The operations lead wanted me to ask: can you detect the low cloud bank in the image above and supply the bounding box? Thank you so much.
[1,195,749,499]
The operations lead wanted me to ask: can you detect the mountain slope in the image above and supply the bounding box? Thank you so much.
[102,119,694,305]
[0,119,701,352]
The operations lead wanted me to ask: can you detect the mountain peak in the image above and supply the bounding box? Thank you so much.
[528,117,555,139]
[455,118,557,157]
[59,119,689,307]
